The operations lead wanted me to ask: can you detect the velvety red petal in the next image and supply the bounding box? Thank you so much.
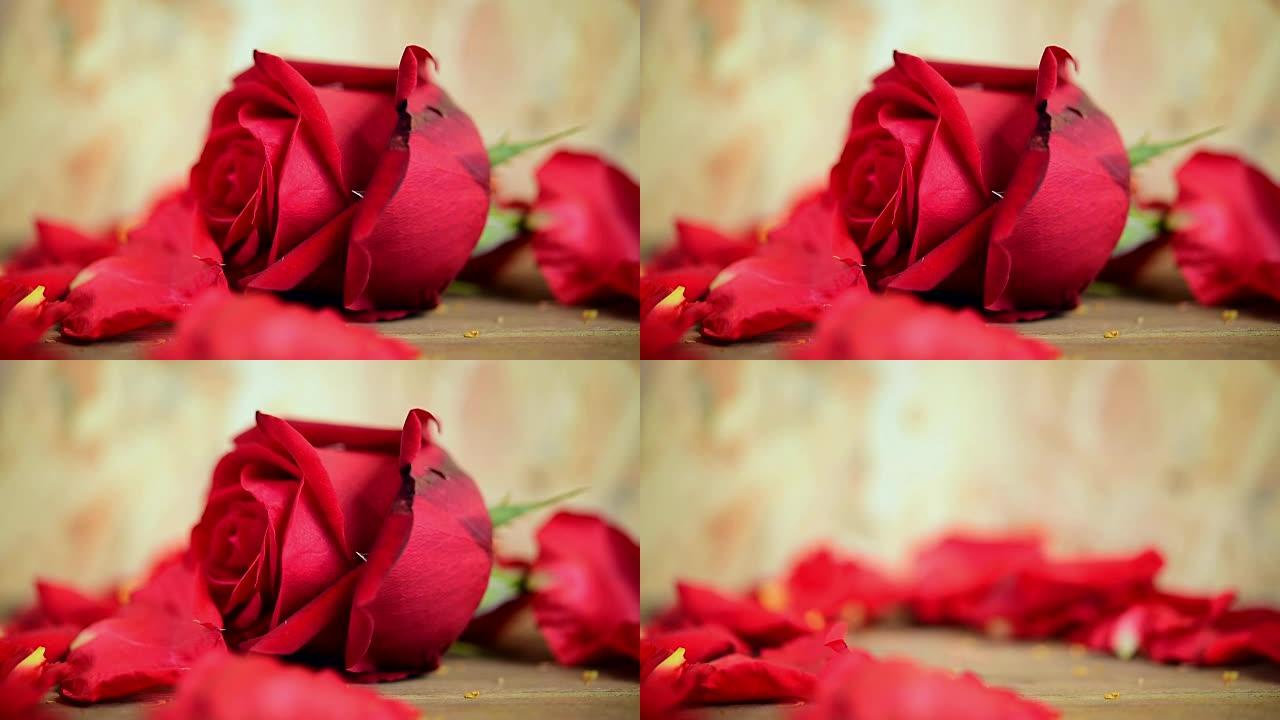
[529,512,640,667]
[1,282,64,359]
[795,654,1058,720]
[648,219,759,272]
[699,251,866,341]
[674,582,809,648]
[641,626,749,679]
[153,652,417,720]
[125,188,223,263]
[148,291,418,359]
[641,265,719,318]
[530,151,641,305]
[776,547,905,624]
[6,220,118,273]
[1169,151,1280,305]
[792,292,1061,360]
[685,653,816,704]
[640,286,708,359]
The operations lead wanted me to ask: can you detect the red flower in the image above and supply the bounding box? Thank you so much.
[529,151,640,305]
[188,410,492,678]
[698,192,866,341]
[794,653,1058,720]
[190,46,489,315]
[148,291,419,359]
[527,512,640,667]
[830,47,1128,318]
[59,556,227,702]
[1168,151,1280,306]
[152,652,417,720]
[792,292,1061,359]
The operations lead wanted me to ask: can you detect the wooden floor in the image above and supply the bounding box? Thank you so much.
[687,294,1280,359]
[701,627,1280,719]
[40,653,638,719]
[42,294,640,360]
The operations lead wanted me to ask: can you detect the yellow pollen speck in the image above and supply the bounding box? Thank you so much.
[654,647,686,673]
[582,309,599,322]
[496,316,504,324]
[1104,692,1120,700]
[463,330,480,338]
[15,286,46,310]
[463,690,480,699]
[1103,330,1120,339]
[435,303,449,315]
[1222,309,1239,322]
[1222,670,1239,684]
[1074,304,1090,315]
[497,677,505,687]
[436,664,449,676]
[1137,677,1145,686]
[1072,665,1090,677]
[804,610,825,630]
[15,647,46,672]
[757,581,788,612]
[582,669,599,684]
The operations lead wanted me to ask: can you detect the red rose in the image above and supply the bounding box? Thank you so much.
[528,511,640,666]
[189,409,492,677]
[1168,151,1280,306]
[529,151,640,305]
[830,46,1129,318]
[191,46,490,316]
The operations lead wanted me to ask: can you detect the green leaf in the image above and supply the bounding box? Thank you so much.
[1127,126,1222,168]
[487,126,582,168]
[489,488,585,528]
[472,204,527,257]
[1111,205,1165,256]
[475,565,527,614]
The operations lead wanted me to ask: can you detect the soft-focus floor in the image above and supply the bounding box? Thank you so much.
[41,294,639,360]
[702,627,1280,719]
[686,293,1280,359]
[42,653,639,719]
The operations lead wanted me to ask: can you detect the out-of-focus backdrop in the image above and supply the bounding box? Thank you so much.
[0,0,639,255]
[639,0,1280,249]
[640,361,1280,609]
[0,361,639,608]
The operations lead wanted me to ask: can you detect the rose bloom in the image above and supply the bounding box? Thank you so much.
[189,409,492,677]
[830,46,1130,319]
[191,46,490,316]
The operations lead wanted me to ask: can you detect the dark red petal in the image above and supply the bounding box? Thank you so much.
[148,292,419,359]
[153,652,417,720]
[792,292,1060,360]
[529,512,640,667]
[530,151,641,305]
[1169,151,1280,305]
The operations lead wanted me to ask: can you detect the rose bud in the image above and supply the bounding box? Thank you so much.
[190,46,490,317]
[189,409,493,678]
[830,46,1130,319]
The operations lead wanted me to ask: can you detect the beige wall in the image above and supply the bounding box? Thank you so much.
[639,0,1280,248]
[640,361,1280,608]
[0,361,640,606]
[0,0,639,253]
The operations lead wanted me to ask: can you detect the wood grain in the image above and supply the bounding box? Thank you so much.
[693,627,1280,719]
[679,295,1280,359]
[35,654,639,720]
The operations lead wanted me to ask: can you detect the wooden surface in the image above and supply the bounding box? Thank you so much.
[700,627,1280,719]
[685,294,1280,359]
[39,654,638,720]
[40,294,639,359]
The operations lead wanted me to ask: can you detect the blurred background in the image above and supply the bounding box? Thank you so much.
[0,0,639,255]
[0,361,639,609]
[640,361,1280,610]
[639,0,1280,250]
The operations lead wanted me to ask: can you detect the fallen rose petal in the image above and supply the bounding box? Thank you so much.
[673,582,810,648]
[529,150,640,305]
[58,249,227,341]
[641,265,719,319]
[794,654,1058,720]
[5,220,118,274]
[529,511,640,667]
[1168,151,1280,306]
[641,286,707,359]
[151,652,417,720]
[794,291,1062,359]
[0,646,59,719]
[759,547,905,628]
[0,285,62,359]
[1,626,80,670]
[685,652,818,705]
[147,291,419,359]
[125,188,224,263]
[648,220,759,273]
[5,580,120,634]
[642,625,749,679]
